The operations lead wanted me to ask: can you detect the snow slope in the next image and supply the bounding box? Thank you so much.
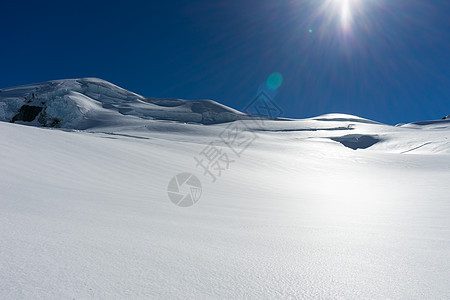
[1,79,450,299]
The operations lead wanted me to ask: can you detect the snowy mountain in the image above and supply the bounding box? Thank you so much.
[0,78,266,129]
[1,79,450,299]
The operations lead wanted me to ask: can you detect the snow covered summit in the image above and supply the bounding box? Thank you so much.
[0,78,256,129]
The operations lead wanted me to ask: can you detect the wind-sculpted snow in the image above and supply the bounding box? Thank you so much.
[1,118,450,299]
[1,79,450,299]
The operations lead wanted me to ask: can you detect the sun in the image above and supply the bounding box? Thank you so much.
[340,0,352,29]
[329,0,361,31]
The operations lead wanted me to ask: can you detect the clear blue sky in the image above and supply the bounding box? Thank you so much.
[1,0,449,124]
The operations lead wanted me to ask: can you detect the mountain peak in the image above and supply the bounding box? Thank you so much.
[0,78,254,129]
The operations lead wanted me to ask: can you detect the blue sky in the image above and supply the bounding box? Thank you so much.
[1,0,449,124]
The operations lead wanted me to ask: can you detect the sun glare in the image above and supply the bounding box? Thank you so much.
[329,0,360,31]
[340,0,352,29]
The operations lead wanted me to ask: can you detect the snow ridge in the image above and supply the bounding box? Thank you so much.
[0,78,258,129]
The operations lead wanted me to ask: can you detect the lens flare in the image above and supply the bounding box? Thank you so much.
[267,72,283,90]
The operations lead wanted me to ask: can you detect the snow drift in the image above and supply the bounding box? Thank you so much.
[1,78,450,299]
